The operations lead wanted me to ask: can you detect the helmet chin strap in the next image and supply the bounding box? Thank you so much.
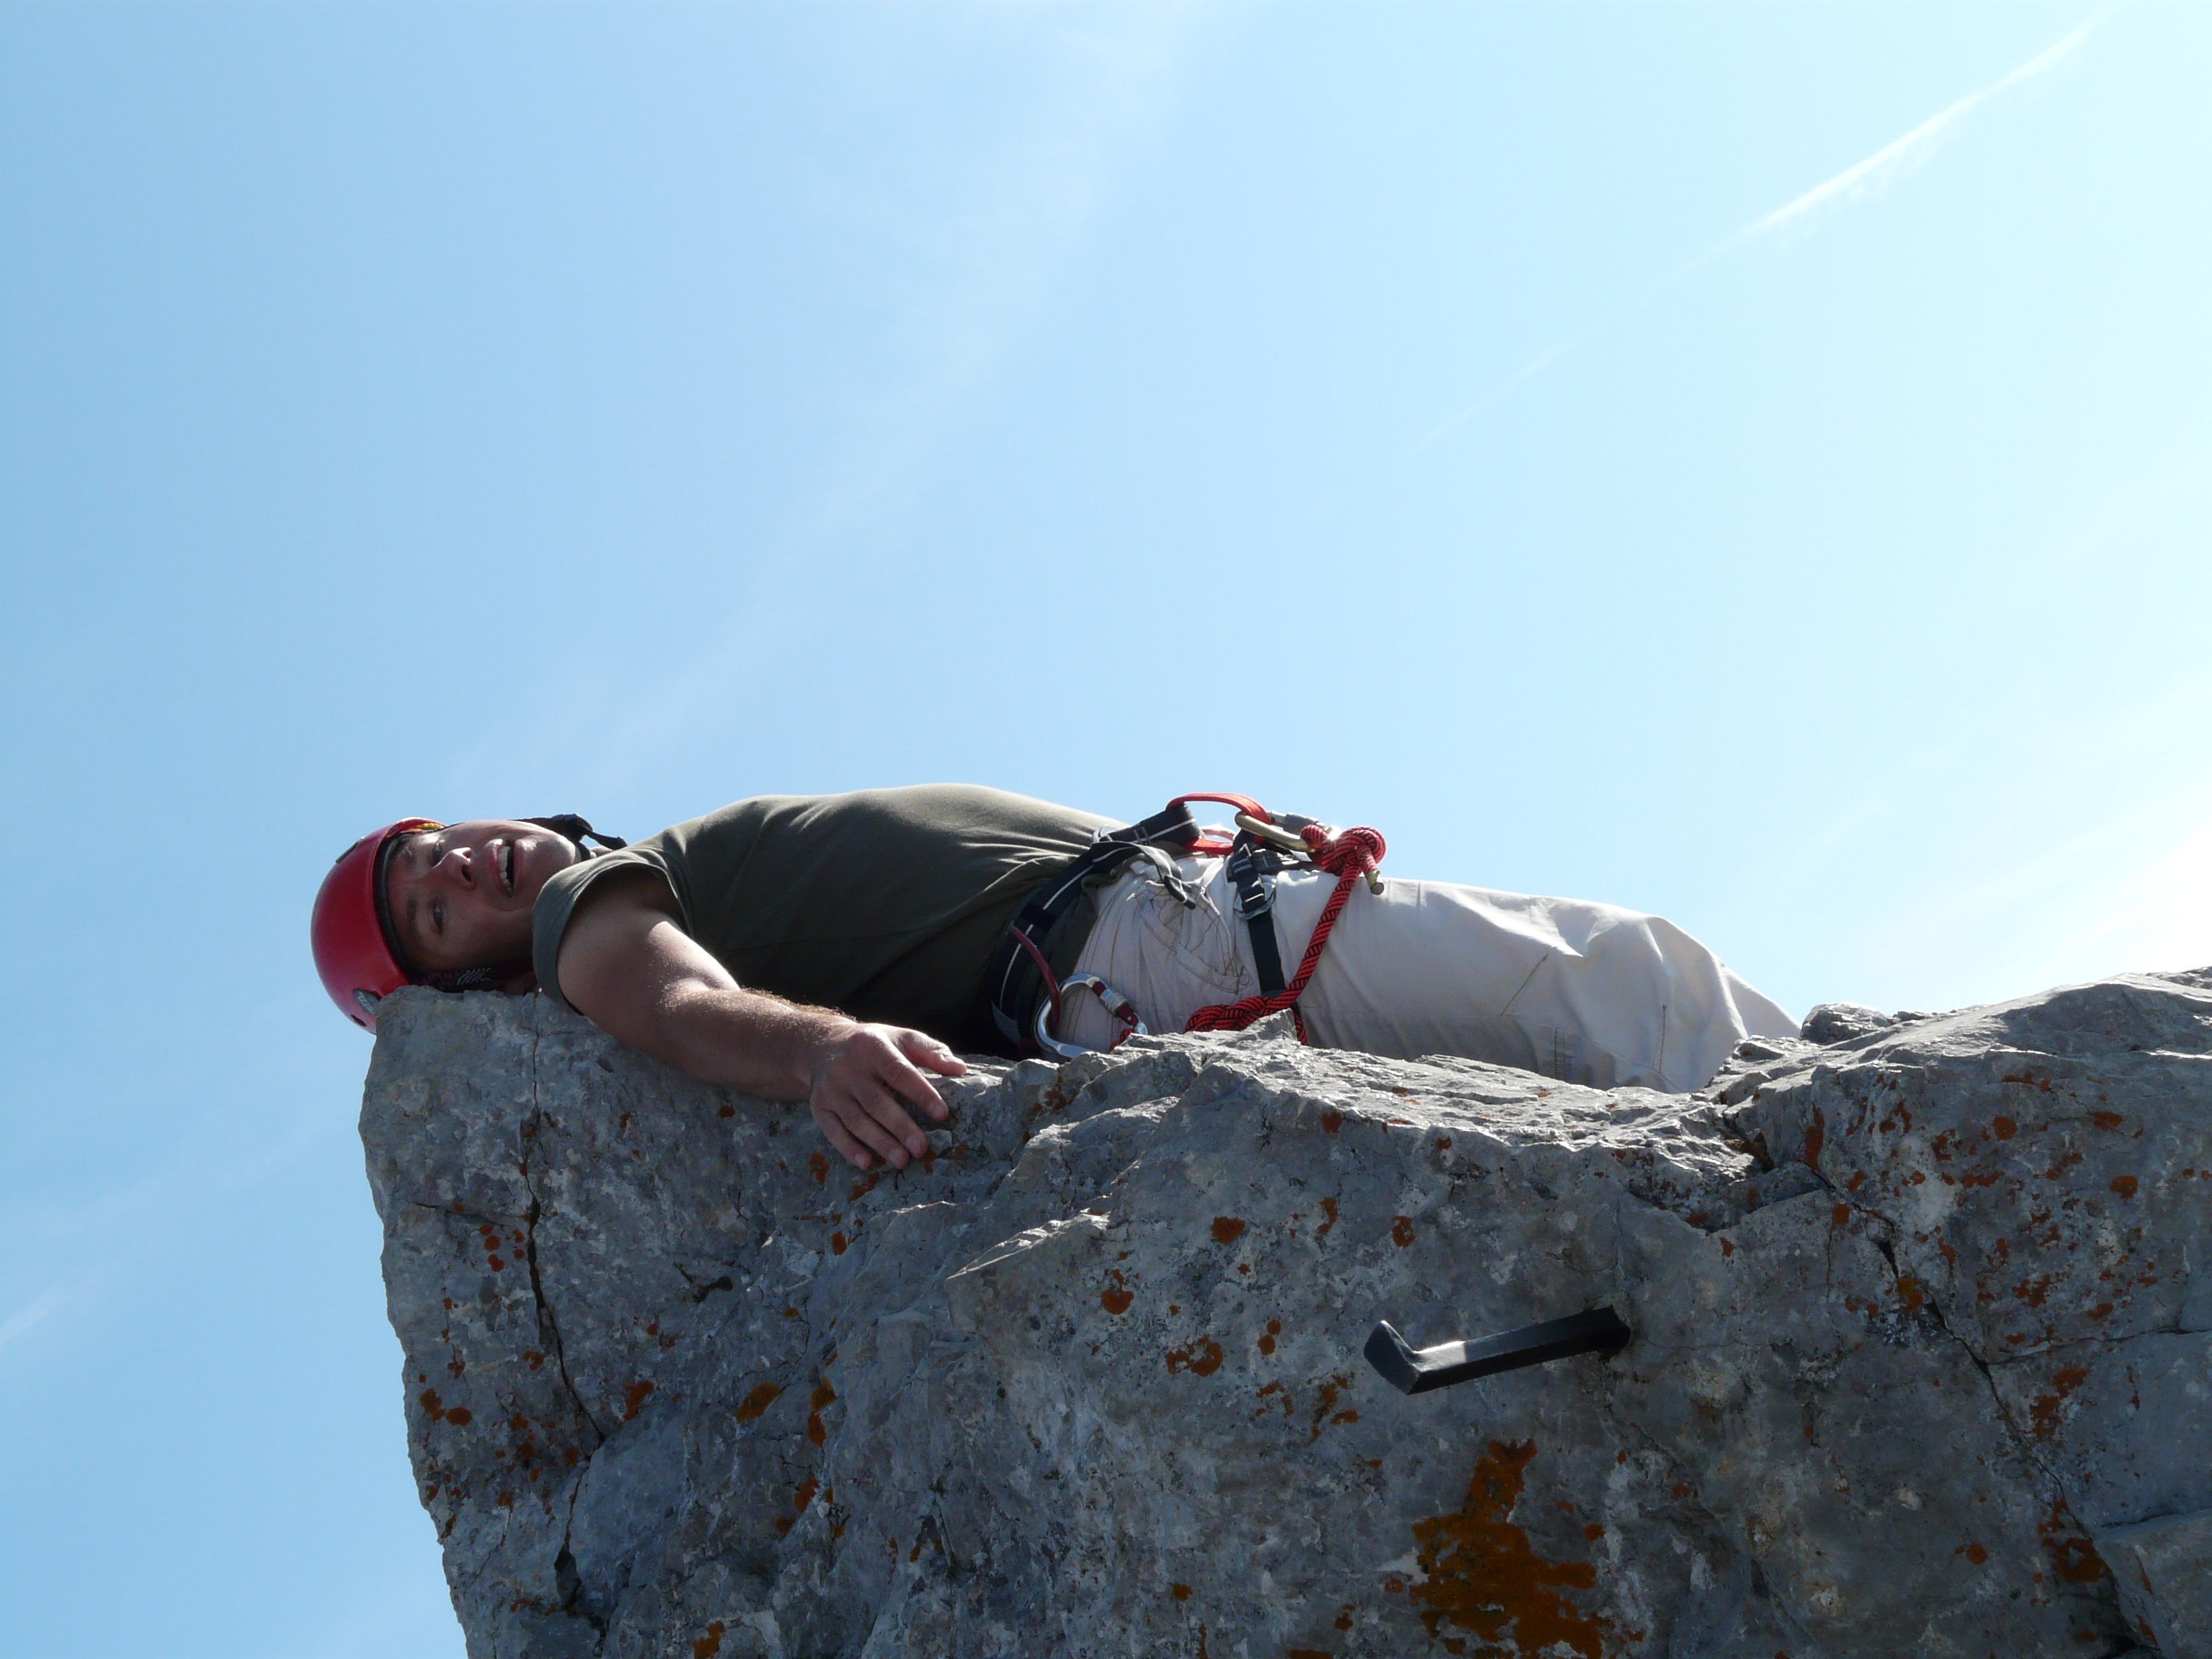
[525,813,626,853]
[414,815,627,992]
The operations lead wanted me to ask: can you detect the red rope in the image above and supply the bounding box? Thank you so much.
[1008,925,1063,1032]
[1183,821,1387,1042]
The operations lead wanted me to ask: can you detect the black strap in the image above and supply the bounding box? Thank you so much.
[527,813,627,852]
[1226,835,1286,998]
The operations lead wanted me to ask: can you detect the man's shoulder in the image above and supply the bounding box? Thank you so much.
[533,846,682,1012]
[663,785,1109,841]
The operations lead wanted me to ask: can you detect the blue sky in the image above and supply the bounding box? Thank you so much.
[3,3,2207,1652]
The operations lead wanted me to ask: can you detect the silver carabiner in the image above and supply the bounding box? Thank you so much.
[1233,811,1313,857]
[1034,973,1150,1060]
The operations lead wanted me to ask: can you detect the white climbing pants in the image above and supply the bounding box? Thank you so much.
[1058,853,1796,1095]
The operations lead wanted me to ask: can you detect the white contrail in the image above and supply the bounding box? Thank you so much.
[1704,10,2104,260]
[1420,9,2106,449]
[0,1283,73,1350]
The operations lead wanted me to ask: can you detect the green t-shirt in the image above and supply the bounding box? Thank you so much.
[531,785,1110,1054]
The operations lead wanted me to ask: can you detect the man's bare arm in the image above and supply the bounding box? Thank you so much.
[555,869,964,1171]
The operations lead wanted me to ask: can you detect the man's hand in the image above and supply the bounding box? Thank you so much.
[807,1021,966,1170]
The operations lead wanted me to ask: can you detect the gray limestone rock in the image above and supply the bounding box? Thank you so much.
[363,970,2212,1658]
[2099,1507,2212,1658]
[1799,1004,1896,1046]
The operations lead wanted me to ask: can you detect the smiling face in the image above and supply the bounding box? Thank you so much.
[381,820,582,975]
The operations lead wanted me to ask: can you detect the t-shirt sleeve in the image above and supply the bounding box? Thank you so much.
[531,847,684,1015]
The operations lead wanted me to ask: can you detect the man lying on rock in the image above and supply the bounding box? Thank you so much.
[312,784,1794,1173]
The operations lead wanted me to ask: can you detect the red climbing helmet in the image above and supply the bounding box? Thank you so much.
[311,818,441,1030]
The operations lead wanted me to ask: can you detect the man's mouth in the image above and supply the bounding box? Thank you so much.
[501,842,516,897]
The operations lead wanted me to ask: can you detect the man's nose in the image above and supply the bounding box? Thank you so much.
[430,846,475,887]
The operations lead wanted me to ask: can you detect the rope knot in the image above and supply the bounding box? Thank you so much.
[1302,823,1387,879]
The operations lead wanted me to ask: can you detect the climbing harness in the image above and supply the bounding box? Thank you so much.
[984,792,1387,1058]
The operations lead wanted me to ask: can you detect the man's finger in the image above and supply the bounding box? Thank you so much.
[815,1113,874,1172]
[852,1079,928,1158]
[836,1090,914,1168]
[879,1048,951,1123]
[813,1082,901,1166]
[897,1029,968,1080]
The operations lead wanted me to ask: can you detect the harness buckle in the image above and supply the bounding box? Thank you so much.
[1229,859,1277,923]
[1134,843,1200,909]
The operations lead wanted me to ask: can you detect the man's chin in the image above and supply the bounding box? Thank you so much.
[514,836,581,903]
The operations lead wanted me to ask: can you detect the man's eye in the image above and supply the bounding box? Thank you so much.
[432,899,445,935]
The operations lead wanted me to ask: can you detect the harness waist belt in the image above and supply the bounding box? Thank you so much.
[983,800,1205,1052]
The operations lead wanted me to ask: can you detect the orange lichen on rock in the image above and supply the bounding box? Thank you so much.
[1408,1439,1607,1659]
[1212,1216,1247,1245]
[2027,1367,2089,1437]
[734,1382,782,1422]
[2036,1499,2109,1585]
[1308,1373,1353,1439]
[418,1389,474,1428]
[1166,1336,1225,1376]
